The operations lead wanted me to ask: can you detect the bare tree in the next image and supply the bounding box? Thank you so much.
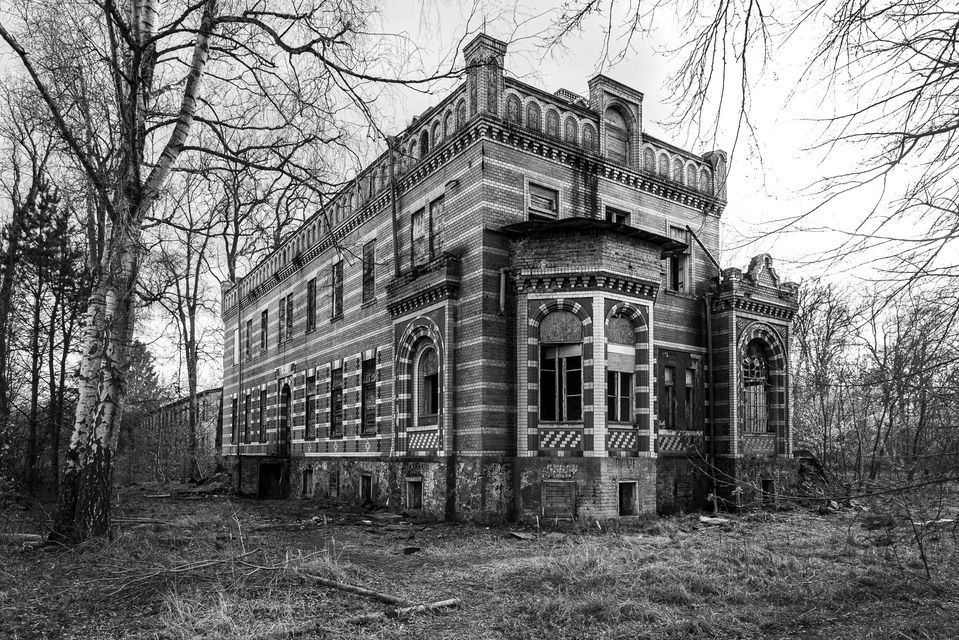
[0,0,470,541]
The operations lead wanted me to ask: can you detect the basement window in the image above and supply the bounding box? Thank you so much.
[302,468,314,497]
[360,473,373,505]
[406,478,423,510]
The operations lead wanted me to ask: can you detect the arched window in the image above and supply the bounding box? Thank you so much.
[741,340,770,433]
[506,94,521,124]
[700,168,712,194]
[526,102,542,132]
[431,121,441,145]
[606,315,635,424]
[444,111,453,138]
[605,107,629,164]
[658,153,669,177]
[546,109,560,138]
[686,164,698,189]
[539,311,583,422]
[564,116,578,143]
[415,346,440,426]
[419,130,429,158]
[582,123,596,151]
[672,158,685,184]
[644,148,655,172]
[456,99,467,129]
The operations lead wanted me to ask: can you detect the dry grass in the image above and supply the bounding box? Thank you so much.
[1,487,957,639]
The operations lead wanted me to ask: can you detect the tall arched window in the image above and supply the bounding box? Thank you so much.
[658,153,669,177]
[431,121,441,145]
[415,346,440,427]
[456,99,467,129]
[546,109,560,138]
[741,340,770,433]
[686,164,698,189]
[444,111,453,138]
[644,148,655,172]
[672,158,685,184]
[419,130,429,158]
[539,311,583,422]
[605,107,629,164]
[582,124,596,150]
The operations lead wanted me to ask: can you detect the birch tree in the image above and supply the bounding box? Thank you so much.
[0,0,466,541]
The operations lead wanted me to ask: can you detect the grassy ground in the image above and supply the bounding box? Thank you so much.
[1,486,957,639]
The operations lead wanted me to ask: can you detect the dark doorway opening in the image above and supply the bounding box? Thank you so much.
[360,474,373,505]
[258,462,286,499]
[619,482,637,516]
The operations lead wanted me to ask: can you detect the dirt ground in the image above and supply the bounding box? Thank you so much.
[1,485,957,640]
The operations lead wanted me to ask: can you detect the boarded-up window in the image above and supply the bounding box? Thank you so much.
[528,183,559,221]
[543,481,576,518]
[605,107,629,164]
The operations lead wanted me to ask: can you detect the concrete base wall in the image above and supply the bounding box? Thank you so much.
[515,456,657,522]
[715,456,801,509]
[656,455,712,515]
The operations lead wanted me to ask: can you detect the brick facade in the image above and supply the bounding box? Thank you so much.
[220,34,799,519]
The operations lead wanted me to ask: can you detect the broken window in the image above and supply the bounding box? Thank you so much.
[411,208,430,267]
[416,347,439,425]
[618,482,637,516]
[684,368,695,429]
[742,340,770,433]
[607,370,633,423]
[330,366,343,437]
[606,206,630,225]
[529,183,559,221]
[540,345,583,422]
[243,393,251,444]
[361,357,377,435]
[667,225,689,292]
[663,366,677,429]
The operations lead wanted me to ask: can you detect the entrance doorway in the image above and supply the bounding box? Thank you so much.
[258,463,287,498]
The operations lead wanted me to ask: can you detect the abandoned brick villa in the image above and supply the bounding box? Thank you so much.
[220,34,799,520]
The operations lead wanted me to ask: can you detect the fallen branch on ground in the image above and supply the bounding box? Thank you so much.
[293,567,410,605]
[346,598,460,624]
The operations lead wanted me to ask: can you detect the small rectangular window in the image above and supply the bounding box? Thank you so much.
[330,366,343,437]
[362,240,375,302]
[684,368,695,429]
[606,206,630,225]
[606,370,633,423]
[307,278,317,331]
[260,309,268,351]
[411,208,429,266]
[529,183,559,220]
[258,389,266,442]
[540,344,582,422]
[305,374,316,440]
[331,262,343,320]
[361,358,377,435]
[406,479,423,510]
[618,482,637,516]
[664,366,676,429]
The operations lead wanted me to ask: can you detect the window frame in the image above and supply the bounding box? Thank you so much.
[331,261,343,320]
[606,370,634,424]
[663,366,677,429]
[245,319,252,360]
[260,309,268,352]
[306,278,317,332]
[539,344,583,422]
[605,205,630,226]
[305,374,316,440]
[667,225,690,293]
[528,182,560,221]
[330,366,344,437]
[258,389,267,443]
[361,357,377,435]
[362,240,376,303]
[411,207,431,267]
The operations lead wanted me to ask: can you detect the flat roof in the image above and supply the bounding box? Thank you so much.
[500,217,689,257]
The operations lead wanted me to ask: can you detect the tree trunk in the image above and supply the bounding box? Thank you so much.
[0,211,24,430]
[26,274,45,493]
